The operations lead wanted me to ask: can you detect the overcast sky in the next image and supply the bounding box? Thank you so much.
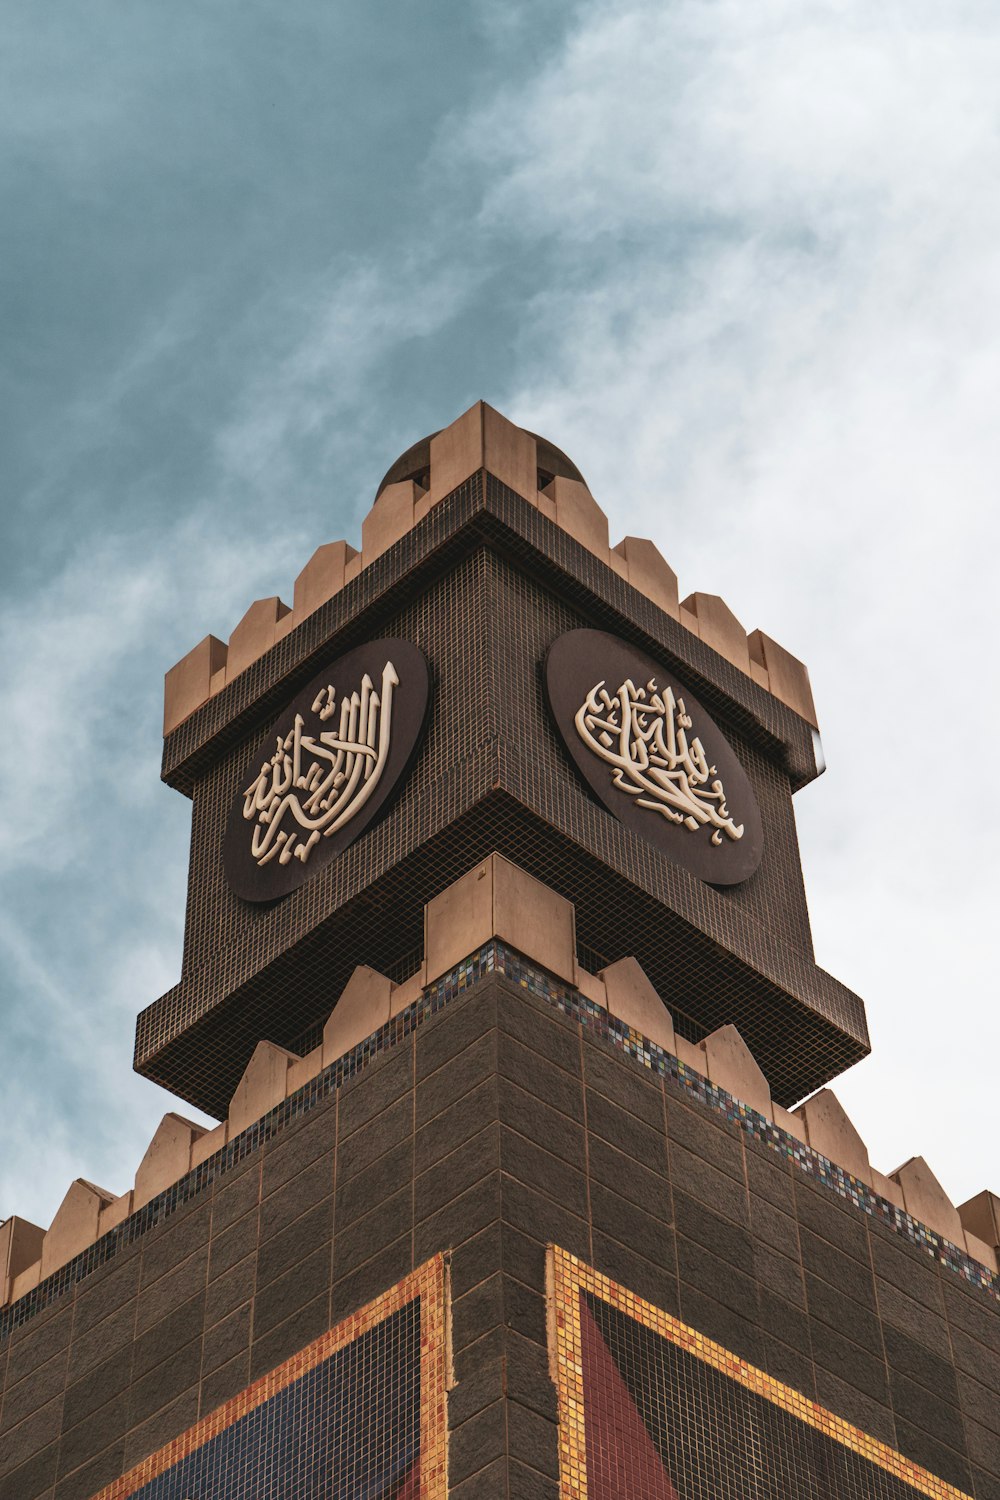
[2,0,999,1235]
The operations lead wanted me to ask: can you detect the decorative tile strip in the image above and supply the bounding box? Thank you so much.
[2,941,994,1342]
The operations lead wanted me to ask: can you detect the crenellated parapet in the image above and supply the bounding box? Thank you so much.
[3,856,996,1309]
[163,402,817,735]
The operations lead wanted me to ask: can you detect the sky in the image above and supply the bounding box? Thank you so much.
[2,0,999,1234]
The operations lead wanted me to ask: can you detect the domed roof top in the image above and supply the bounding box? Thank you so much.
[376,426,587,499]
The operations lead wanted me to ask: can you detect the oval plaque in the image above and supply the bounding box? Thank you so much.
[545,629,763,886]
[224,639,430,902]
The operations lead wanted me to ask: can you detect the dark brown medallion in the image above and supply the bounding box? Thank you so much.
[545,629,763,886]
[224,639,430,902]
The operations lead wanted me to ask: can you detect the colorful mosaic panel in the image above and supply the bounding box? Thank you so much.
[89,1256,448,1500]
[549,1246,972,1500]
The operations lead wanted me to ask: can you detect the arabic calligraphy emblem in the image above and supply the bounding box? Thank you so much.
[575,677,744,846]
[224,640,430,901]
[545,629,763,885]
[242,660,399,870]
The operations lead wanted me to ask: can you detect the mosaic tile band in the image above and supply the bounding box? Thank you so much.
[89,1255,449,1500]
[548,1246,973,1500]
[3,942,995,1344]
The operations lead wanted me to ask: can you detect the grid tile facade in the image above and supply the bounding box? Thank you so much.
[138,474,866,1115]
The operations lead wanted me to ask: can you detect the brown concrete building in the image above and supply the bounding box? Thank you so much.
[2,402,999,1499]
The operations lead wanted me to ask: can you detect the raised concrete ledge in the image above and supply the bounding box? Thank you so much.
[228,1041,299,1138]
[0,1216,45,1306]
[293,539,357,621]
[4,856,996,1307]
[890,1156,965,1245]
[959,1190,1000,1252]
[424,853,576,987]
[39,1179,116,1283]
[793,1089,871,1186]
[323,966,395,1061]
[162,401,820,733]
[133,1113,208,1211]
[600,956,675,1055]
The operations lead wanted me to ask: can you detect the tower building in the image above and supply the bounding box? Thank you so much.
[2,401,1000,1499]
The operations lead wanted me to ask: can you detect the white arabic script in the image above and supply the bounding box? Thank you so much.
[242,659,398,868]
[575,676,744,846]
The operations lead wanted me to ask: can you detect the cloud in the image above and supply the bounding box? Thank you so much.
[215,252,484,507]
[0,463,315,1222]
[0,239,482,1225]
[448,0,1000,1200]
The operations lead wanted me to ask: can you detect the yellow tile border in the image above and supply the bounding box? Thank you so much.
[91,1254,451,1500]
[546,1246,972,1500]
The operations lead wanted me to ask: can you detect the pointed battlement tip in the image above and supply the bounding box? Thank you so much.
[162,400,819,736]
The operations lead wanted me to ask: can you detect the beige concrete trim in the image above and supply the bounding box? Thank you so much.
[163,634,227,735]
[748,629,818,728]
[427,400,539,507]
[426,401,484,505]
[599,957,675,1055]
[871,1168,906,1211]
[293,539,357,621]
[613,536,679,618]
[793,1089,871,1185]
[133,1113,207,1211]
[323,966,395,1065]
[228,1040,299,1137]
[0,1215,44,1305]
[191,1121,227,1169]
[573,962,607,1008]
[483,403,538,502]
[537,489,558,525]
[287,1045,325,1095]
[423,853,576,986]
[700,1023,771,1118]
[544,476,609,555]
[682,593,752,676]
[890,1156,964,1244]
[10,1258,41,1301]
[227,596,291,682]
[958,1189,1000,1250]
[963,1229,998,1274]
[674,1035,704,1072]
[98,1192,134,1237]
[772,1103,808,1144]
[40,1179,117,1281]
[678,602,700,637]
[361,481,420,563]
[749,659,770,692]
[390,968,426,1018]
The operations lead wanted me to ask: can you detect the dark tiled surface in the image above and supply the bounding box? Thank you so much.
[141,472,865,1117]
[3,977,999,1497]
